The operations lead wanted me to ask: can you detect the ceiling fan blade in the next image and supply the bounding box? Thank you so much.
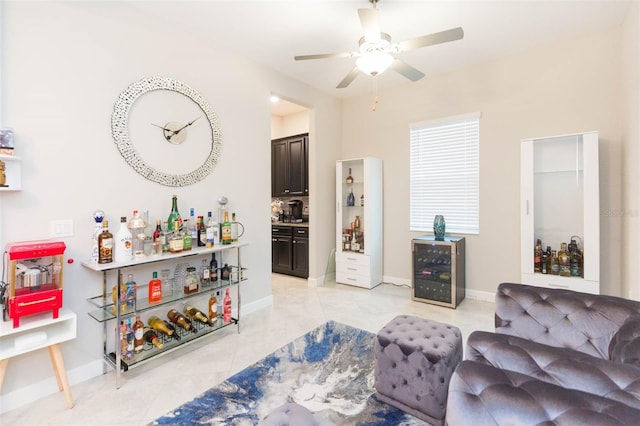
[336,67,360,89]
[391,59,425,82]
[398,27,464,51]
[358,8,381,42]
[294,52,352,61]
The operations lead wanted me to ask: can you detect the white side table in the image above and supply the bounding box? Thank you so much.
[0,307,77,408]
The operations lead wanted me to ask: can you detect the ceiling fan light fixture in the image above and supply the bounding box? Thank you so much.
[356,51,394,76]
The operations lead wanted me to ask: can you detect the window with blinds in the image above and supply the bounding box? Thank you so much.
[409,113,480,234]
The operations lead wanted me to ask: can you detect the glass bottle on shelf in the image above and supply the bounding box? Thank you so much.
[346,167,354,184]
[148,271,162,303]
[534,239,543,273]
[347,189,355,206]
[128,210,147,258]
[148,315,180,341]
[114,216,132,263]
[167,195,182,232]
[210,253,219,283]
[143,327,164,349]
[184,305,212,327]
[188,208,198,247]
[200,258,211,287]
[98,220,114,264]
[558,242,571,277]
[125,273,137,310]
[133,315,145,354]
[162,221,171,253]
[208,291,218,323]
[221,211,232,245]
[569,238,583,277]
[169,221,184,253]
[160,268,172,297]
[550,250,560,275]
[167,308,197,333]
[360,194,364,206]
[182,219,192,251]
[197,215,206,247]
[183,266,199,294]
[223,288,232,323]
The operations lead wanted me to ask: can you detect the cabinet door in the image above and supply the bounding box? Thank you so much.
[287,135,306,196]
[271,140,289,197]
[272,236,292,274]
[292,237,309,278]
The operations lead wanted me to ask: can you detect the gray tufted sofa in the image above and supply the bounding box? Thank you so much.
[447,282,640,425]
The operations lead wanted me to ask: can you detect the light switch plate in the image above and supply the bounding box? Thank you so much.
[50,220,74,237]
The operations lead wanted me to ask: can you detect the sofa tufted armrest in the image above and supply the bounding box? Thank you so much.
[495,283,640,359]
[609,316,640,368]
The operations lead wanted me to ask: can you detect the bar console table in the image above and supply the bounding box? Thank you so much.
[0,307,77,408]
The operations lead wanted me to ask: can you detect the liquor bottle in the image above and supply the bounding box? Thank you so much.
[182,219,192,251]
[231,213,239,242]
[167,308,197,333]
[221,263,231,281]
[216,290,223,325]
[153,219,163,243]
[197,215,206,247]
[184,305,213,327]
[114,216,133,263]
[541,246,549,274]
[208,292,218,323]
[148,271,162,303]
[161,221,171,253]
[558,242,571,277]
[569,238,583,277]
[550,250,560,275]
[221,210,232,245]
[125,318,135,360]
[200,259,211,287]
[347,189,355,207]
[125,273,137,309]
[118,321,127,360]
[169,221,184,253]
[148,315,181,341]
[183,266,199,294]
[223,288,232,323]
[133,315,145,354]
[167,195,182,233]
[346,167,354,184]
[143,327,164,349]
[98,220,114,264]
[128,210,147,258]
[206,211,215,247]
[360,194,364,206]
[188,207,198,247]
[90,210,105,264]
[210,253,218,282]
[534,239,543,273]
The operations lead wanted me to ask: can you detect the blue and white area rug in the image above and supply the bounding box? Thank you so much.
[152,321,426,425]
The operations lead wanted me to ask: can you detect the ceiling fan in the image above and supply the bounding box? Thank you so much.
[294,0,464,89]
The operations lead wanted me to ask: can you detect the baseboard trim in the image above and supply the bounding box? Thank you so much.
[382,275,411,287]
[241,295,274,316]
[464,289,495,303]
[0,359,104,414]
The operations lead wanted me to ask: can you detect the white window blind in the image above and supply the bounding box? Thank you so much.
[410,113,480,234]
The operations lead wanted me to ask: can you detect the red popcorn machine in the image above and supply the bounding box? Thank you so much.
[5,240,66,327]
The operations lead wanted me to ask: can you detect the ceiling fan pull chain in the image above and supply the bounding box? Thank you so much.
[372,76,379,111]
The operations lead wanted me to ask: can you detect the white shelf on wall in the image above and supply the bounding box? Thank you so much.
[0,155,21,191]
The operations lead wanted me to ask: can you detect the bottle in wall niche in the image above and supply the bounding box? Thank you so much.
[98,220,114,264]
[208,291,218,323]
[143,327,164,349]
[182,219,192,251]
[148,271,162,303]
[206,211,215,247]
[184,305,213,327]
[114,216,132,263]
[550,250,560,275]
[541,246,550,274]
[221,210,232,245]
[167,308,197,334]
[133,315,145,354]
[360,194,364,207]
[223,288,232,323]
[558,242,571,277]
[169,221,184,253]
[148,315,181,341]
[90,210,105,264]
[346,167,354,184]
[347,189,355,206]
[569,238,583,277]
[210,253,219,283]
[534,239,543,273]
[167,194,183,233]
[197,215,206,247]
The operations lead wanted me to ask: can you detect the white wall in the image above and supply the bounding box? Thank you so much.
[342,25,627,298]
[622,3,640,300]
[271,110,310,140]
[0,1,341,411]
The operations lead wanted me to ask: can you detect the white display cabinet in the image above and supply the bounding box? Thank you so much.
[335,157,383,289]
[520,131,599,294]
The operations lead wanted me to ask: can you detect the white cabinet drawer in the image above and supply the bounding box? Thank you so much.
[336,271,371,288]
[335,252,370,266]
[336,261,370,276]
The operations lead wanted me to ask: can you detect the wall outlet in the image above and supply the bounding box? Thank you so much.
[50,220,74,237]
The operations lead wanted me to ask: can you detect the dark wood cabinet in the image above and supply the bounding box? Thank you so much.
[272,226,308,278]
[271,133,308,197]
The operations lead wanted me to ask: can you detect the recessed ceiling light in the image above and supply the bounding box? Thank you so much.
[270,95,280,103]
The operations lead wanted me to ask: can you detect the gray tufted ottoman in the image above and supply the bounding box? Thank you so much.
[374,315,462,425]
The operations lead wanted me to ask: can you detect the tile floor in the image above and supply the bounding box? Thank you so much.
[0,275,495,425]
